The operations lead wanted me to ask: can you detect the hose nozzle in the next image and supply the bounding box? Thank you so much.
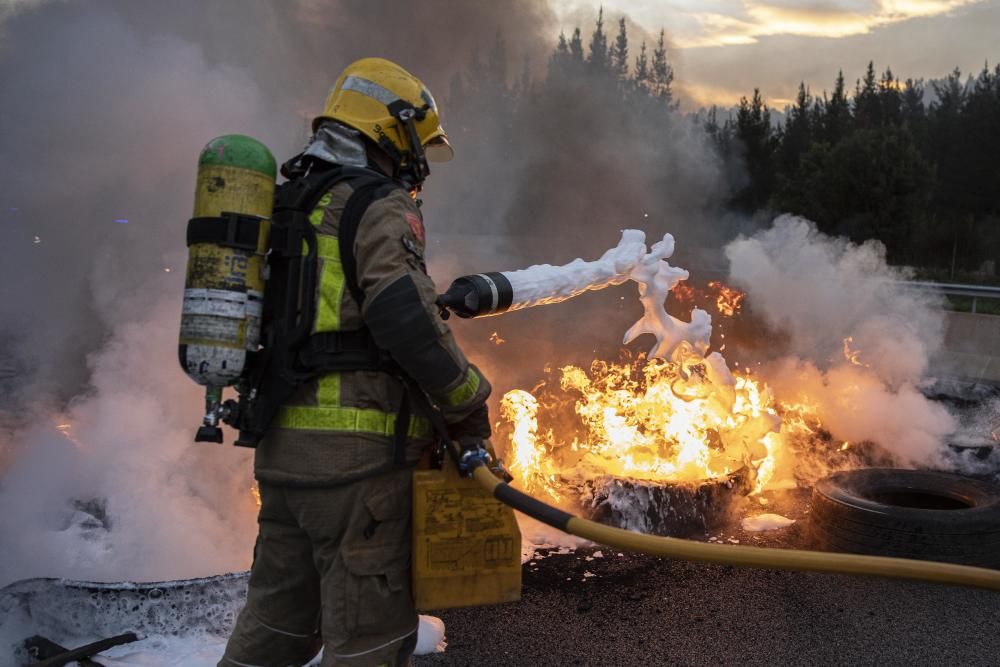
[437,273,514,319]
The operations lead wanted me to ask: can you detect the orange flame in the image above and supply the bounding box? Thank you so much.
[842,336,869,367]
[670,280,745,318]
[670,281,696,307]
[489,332,506,345]
[500,348,791,500]
[708,281,745,317]
[55,422,83,450]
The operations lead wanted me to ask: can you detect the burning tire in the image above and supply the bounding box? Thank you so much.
[573,468,753,537]
[809,468,1000,568]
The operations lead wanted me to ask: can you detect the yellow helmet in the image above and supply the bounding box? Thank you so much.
[314,57,453,186]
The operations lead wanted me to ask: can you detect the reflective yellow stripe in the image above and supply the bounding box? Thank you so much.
[317,372,340,407]
[309,192,333,227]
[315,235,340,260]
[314,235,344,333]
[281,209,423,439]
[275,405,432,438]
[440,367,481,407]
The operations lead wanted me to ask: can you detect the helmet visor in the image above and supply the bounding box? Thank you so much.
[423,130,454,163]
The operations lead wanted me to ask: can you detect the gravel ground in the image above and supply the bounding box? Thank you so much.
[414,489,1000,667]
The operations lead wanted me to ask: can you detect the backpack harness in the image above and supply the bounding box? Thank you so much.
[191,162,418,457]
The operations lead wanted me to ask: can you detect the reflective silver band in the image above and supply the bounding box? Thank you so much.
[477,273,500,312]
[341,75,400,106]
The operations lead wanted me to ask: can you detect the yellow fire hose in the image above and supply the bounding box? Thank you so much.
[462,451,1000,592]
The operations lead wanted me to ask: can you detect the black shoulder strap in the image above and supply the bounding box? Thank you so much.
[229,166,405,449]
[272,164,344,227]
[338,177,403,308]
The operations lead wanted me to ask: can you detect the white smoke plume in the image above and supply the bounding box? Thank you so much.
[6,0,934,590]
[0,5,283,585]
[0,296,259,585]
[0,0,658,586]
[725,215,956,468]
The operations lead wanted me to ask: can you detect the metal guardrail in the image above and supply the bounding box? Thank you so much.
[903,281,1000,314]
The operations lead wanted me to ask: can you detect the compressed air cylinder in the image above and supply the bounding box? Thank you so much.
[179,135,275,387]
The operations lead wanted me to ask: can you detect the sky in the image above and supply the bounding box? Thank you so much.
[552,0,999,109]
[0,1,995,111]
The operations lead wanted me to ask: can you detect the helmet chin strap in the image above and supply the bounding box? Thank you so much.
[386,100,431,189]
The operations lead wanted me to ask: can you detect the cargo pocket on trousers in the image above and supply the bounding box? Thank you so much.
[341,476,414,638]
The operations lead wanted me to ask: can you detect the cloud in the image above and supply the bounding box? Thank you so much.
[676,0,981,47]
[670,0,998,109]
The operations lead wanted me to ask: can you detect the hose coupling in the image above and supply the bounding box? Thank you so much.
[458,442,492,476]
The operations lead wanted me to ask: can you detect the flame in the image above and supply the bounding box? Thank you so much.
[670,280,696,308]
[708,281,745,317]
[669,280,745,318]
[778,401,822,435]
[250,481,262,509]
[842,336,869,367]
[499,348,794,500]
[55,422,83,450]
[489,331,506,345]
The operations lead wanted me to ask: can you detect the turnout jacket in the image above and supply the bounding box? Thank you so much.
[254,177,491,486]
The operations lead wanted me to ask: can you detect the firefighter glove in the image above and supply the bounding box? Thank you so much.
[447,403,491,440]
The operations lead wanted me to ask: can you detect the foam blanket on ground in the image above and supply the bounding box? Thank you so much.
[0,574,446,665]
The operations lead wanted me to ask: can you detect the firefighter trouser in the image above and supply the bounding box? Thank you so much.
[220,468,418,667]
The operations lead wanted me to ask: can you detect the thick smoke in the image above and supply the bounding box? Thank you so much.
[0,299,260,584]
[0,0,560,585]
[725,216,955,468]
[4,0,950,589]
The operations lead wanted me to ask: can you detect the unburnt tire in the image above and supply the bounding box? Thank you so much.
[809,468,1000,568]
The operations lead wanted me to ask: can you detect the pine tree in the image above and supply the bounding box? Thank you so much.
[783,82,813,161]
[926,68,967,244]
[809,95,825,133]
[569,27,584,64]
[932,67,966,116]
[549,30,571,79]
[960,63,999,221]
[734,89,777,211]
[651,29,676,108]
[854,61,881,127]
[588,7,609,72]
[879,66,902,126]
[774,82,814,210]
[634,41,649,87]
[901,78,925,122]
[823,69,851,143]
[611,17,629,79]
[705,105,720,139]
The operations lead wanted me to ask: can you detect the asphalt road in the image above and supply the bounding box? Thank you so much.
[414,489,1000,667]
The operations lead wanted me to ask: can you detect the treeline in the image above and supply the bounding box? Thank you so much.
[711,63,1000,273]
[442,11,999,276]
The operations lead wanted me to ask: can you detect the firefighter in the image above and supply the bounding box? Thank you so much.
[220,58,491,666]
